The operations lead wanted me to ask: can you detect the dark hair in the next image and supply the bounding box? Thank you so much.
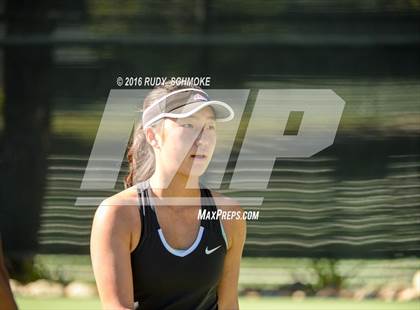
[124,81,201,188]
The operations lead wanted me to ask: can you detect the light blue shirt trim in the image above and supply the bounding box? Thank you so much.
[158,226,205,257]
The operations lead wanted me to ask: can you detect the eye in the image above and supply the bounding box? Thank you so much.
[182,123,193,128]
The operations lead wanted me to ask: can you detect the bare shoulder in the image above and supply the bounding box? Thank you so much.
[92,185,141,251]
[96,185,140,219]
[209,190,242,212]
[209,190,246,250]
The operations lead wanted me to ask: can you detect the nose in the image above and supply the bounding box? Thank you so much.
[194,125,210,147]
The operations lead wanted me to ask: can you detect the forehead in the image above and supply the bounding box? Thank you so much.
[182,106,216,120]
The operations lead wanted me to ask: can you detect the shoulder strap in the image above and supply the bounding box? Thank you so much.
[199,183,229,249]
[136,180,158,235]
[199,182,217,212]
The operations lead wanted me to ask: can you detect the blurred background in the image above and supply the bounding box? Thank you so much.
[0,0,419,309]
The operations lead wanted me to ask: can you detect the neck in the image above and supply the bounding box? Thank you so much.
[148,168,201,203]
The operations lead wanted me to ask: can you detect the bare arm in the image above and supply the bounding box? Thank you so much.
[0,237,18,310]
[90,200,138,310]
[217,205,247,310]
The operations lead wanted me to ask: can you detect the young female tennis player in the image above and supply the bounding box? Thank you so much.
[90,82,246,310]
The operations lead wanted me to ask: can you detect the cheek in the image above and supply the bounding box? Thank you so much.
[205,131,217,146]
[161,130,191,157]
[163,128,217,156]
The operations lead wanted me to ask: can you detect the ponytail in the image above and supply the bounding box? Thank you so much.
[124,122,155,188]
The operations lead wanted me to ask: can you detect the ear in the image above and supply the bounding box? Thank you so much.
[145,126,161,149]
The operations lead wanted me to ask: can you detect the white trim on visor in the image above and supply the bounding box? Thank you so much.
[143,100,234,129]
[142,88,208,116]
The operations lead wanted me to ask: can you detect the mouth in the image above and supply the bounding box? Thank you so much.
[190,154,207,159]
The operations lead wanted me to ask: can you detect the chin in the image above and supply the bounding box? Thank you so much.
[180,166,208,178]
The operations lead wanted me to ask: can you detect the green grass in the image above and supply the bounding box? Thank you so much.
[16,297,101,310]
[240,297,420,310]
[16,297,420,310]
[32,255,420,290]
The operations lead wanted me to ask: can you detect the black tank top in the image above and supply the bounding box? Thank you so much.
[130,179,228,310]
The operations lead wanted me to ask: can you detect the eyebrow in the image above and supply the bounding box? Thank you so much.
[186,115,216,121]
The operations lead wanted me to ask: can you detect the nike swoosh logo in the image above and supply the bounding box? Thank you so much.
[205,245,222,255]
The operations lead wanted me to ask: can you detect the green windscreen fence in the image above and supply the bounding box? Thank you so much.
[39,147,420,258]
[1,0,419,258]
